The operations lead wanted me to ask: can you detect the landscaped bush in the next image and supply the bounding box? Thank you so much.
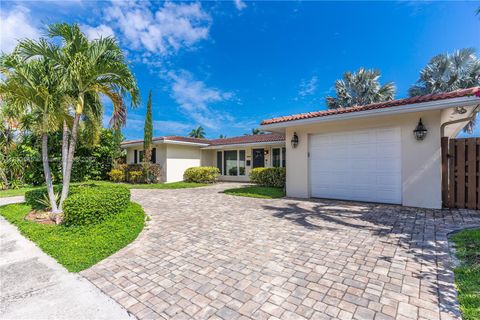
[128,171,143,184]
[62,185,130,226]
[184,166,220,183]
[108,169,125,182]
[249,167,286,188]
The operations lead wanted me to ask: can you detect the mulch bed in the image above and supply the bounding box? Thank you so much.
[25,210,55,225]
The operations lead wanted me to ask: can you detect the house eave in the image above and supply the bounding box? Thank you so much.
[201,140,285,150]
[260,96,480,130]
[121,140,209,149]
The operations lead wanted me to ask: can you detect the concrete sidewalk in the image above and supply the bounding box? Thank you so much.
[0,213,134,320]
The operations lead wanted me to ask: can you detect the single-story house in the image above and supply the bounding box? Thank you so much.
[121,134,286,183]
[121,87,480,209]
[259,87,480,209]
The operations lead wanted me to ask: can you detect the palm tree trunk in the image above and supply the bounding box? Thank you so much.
[58,113,80,212]
[61,120,69,178]
[41,133,59,214]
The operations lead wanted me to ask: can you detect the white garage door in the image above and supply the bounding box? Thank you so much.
[309,127,402,204]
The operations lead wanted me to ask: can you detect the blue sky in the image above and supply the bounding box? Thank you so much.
[1,1,479,139]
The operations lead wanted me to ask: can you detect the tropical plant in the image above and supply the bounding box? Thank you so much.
[143,90,153,163]
[0,50,65,213]
[17,23,140,217]
[325,68,396,109]
[189,126,206,138]
[409,48,480,133]
[218,134,227,138]
[246,128,264,135]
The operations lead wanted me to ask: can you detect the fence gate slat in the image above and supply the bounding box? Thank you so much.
[441,137,449,207]
[467,138,477,209]
[448,139,456,208]
[456,139,466,208]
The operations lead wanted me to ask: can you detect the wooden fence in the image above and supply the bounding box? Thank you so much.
[442,137,480,209]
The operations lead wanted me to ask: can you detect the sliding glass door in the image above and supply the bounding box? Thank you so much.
[217,150,246,176]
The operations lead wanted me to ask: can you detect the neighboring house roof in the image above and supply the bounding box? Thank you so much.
[261,87,480,125]
[121,133,285,148]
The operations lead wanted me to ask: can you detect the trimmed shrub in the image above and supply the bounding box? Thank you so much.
[25,184,97,210]
[249,167,286,188]
[62,185,130,226]
[184,166,220,183]
[129,171,143,184]
[108,169,124,182]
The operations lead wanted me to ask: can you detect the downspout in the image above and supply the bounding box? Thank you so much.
[440,104,480,137]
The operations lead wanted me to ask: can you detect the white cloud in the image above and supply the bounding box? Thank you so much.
[298,76,318,97]
[0,6,40,53]
[104,1,211,57]
[234,0,247,11]
[80,24,115,40]
[168,70,234,129]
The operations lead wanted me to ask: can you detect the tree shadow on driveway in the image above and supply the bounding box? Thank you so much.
[262,198,480,319]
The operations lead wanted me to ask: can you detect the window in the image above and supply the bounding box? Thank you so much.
[139,150,144,163]
[239,150,245,176]
[134,150,138,164]
[272,148,281,167]
[272,147,286,168]
[224,151,238,176]
[151,148,156,163]
[216,151,223,174]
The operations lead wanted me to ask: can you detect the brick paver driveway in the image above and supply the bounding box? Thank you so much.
[82,183,480,320]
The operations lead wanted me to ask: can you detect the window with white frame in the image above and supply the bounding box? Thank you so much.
[217,150,246,176]
[272,147,286,167]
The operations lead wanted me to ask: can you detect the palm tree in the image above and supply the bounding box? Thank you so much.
[326,68,396,109]
[0,52,65,213]
[409,48,480,133]
[189,126,206,138]
[218,134,227,138]
[18,23,140,213]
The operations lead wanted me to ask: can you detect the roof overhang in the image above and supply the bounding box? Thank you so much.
[260,96,480,131]
[201,140,285,150]
[121,140,209,149]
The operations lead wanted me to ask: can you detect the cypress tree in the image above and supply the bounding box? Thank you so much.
[143,90,153,163]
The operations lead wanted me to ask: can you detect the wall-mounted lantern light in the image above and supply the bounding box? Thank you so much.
[291,132,299,148]
[413,118,428,141]
[264,149,269,156]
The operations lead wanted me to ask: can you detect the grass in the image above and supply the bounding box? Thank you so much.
[0,180,207,198]
[451,228,480,320]
[0,202,145,272]
[223,186,285,199]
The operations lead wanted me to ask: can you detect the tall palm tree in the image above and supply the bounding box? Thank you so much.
[189,126,206,138]
[326,68,396,109]
[0,52,65,213]
[18,23,140,213]
[409,48,480,133]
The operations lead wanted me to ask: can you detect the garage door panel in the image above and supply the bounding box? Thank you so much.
[309,127,401,204]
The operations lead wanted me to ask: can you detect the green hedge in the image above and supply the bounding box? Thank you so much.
[62,185,130,226]
[24,183,97,210]
[249,167,286,188]
[184,166,220,183]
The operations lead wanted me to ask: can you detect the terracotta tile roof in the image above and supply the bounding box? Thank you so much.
[121,135,209,146]
[261,87,480,125]
[121,133,285,147]
[207,133,285,146]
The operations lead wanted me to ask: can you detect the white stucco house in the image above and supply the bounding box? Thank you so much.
[122,87,480,209]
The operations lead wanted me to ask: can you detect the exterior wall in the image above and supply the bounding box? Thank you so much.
[285,110,443,209]
[212,144,285,182]
[125,144,167,182]
[201,150,215,167]
[165,144,202,182]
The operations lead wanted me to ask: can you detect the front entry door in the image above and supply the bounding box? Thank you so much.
[252,149,265,168]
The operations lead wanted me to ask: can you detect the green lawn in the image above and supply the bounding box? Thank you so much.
[0,181,207,198]
[223,186,285,199]
[451,228,480,320]
[0,202,145,272]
